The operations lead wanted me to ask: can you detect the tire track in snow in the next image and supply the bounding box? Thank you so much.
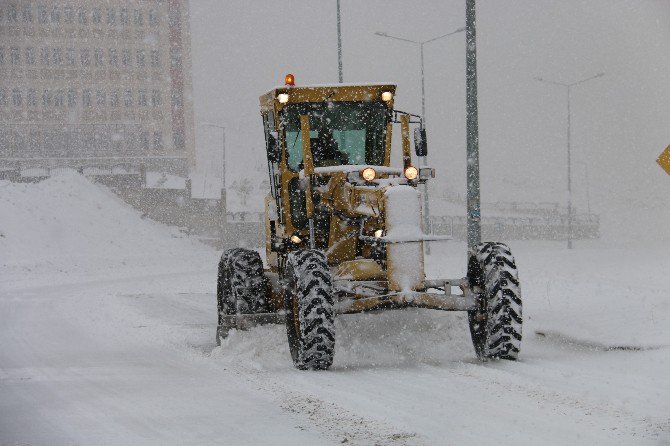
[214,331,426,446]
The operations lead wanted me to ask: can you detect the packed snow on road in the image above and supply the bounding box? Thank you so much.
[1,173,668,445]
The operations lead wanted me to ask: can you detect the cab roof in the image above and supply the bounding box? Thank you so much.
[259,83,396,113]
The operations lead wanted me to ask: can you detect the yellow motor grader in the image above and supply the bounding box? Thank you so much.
[216,75,522,370]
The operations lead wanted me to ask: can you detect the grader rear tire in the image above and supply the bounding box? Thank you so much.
[216,248,268,344]
[284,249,335,370]
[467,242,522,360]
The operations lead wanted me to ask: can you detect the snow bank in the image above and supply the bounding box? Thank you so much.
[0,172,211,288]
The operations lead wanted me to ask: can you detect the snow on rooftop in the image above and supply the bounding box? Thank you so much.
[271,82,394,89]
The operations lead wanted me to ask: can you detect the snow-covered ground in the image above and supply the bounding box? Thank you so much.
[1,174,669,445]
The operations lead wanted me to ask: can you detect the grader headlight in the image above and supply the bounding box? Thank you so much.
[277,93,289,104]
[361,167,377,182]
[381,91,393,102]
[374,229,384,238]
[404,165,418,180]
[290,234,302,244]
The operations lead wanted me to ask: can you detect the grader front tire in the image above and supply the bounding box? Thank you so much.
[284,250,335,370]
[467,242,522,360]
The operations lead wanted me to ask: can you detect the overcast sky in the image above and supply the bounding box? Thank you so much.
[189,0,670,244]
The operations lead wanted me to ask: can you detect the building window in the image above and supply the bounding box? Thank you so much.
[77,8,87,25]
[149,9,158,26]
[66,48,75,66]
[153,131,163,150]
[136,50,145,68]
[29,130,39,150]
[138,90,148,106]
[171,91,183,107]
[96,90,106,107]
[64,6,74,23]
[170,48,182,68]
[80,49,90,66]
[140,131,149,150]
[0,89,6,106]
[82,89,91,107]
[110,90,119,107]
[25,47,35,65]
[150,50,160,68]
[38,4,48,23]
[54,90,64,107]
[12,89,22,107]
[40,47,50,65]
[50,5,60,23]
[52,48,63,66]
[108,49,118,66]
[120,8,129,25]
[67,89,76,107]
[8,4,18,22]
[124,90,133,107]
[107,8,116,25]
[133,9,143,26]
[10,47,19,65]
[151,90,162,107]
[22,4,33,23]
[121,49,131,67]
[94,48,103,66]
[42,89,52,106]
[92,8,101,24]
[27,89,37,107]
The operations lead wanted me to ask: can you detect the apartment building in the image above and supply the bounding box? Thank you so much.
[0,0,195,182]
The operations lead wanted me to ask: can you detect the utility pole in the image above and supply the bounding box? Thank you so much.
[465,0,481,250]
[337,0,343,83]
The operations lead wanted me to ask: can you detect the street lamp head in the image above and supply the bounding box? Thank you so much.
[375,31,388,37]
[455,27,466,33]
[595,72,605,78]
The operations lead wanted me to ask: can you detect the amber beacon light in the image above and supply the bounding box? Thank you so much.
[285,73,295,86]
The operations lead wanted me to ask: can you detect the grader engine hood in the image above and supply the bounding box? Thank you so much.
[383,186,425,291]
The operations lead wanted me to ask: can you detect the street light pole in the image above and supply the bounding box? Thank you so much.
[337,0,343,83]
[420,43,426,121]
[374,26,464,254]
[465,0,480,250]
[374,27,464,126]
[201,122,227,247]
[201,122,226,194]
[575,161,591,214]
[535,72,604,249]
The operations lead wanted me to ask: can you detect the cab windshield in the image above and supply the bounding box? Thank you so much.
[283,101,388,171]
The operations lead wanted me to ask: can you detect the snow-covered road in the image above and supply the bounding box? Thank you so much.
[1,175,669,445]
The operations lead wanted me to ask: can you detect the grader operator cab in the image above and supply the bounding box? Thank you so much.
[216,75,522,370]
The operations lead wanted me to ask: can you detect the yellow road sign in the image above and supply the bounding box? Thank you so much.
[657,145,670,176]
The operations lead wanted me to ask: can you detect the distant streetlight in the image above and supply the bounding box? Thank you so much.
[374,27,465,124]
[200,122,226,196]
[535,72,604,249]
[374,26,465,253]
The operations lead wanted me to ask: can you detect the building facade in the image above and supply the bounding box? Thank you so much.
[0,0,195,181]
